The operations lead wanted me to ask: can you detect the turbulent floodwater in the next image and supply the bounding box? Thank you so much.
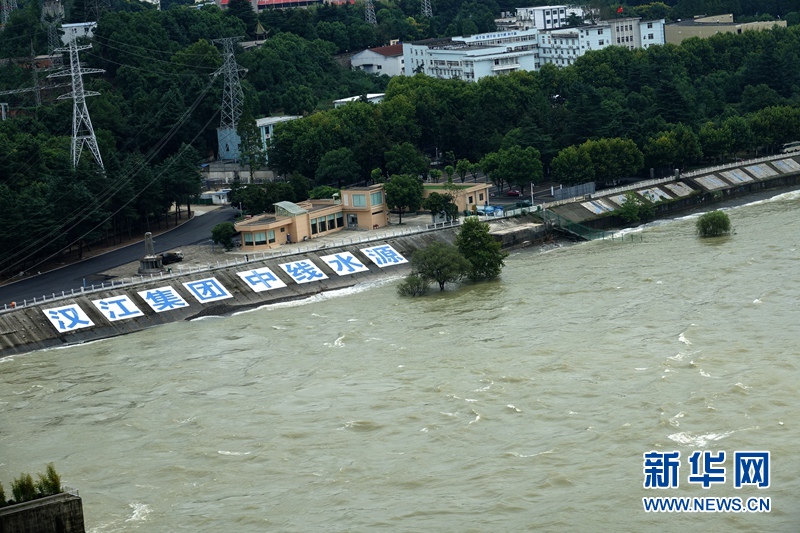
[2,190,800,532]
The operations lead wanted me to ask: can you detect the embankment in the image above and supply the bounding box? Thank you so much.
[1,224,549,358]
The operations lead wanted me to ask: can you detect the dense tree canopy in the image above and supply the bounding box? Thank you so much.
[2,0,800,277]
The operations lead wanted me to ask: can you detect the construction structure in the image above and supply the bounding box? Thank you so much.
[364,0,376,25]
[0,0,18,26]
[213,37,247,161]
[48,26,105,170]
[420,0,432,18]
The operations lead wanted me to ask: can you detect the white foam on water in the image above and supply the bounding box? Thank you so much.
[667,430,734,447]
[507,404,522,412]
[125,502,151,522]
[233,277,402,316]
[217,450,251,456]
[678,332,692,346]
[669,412,686,427]
[189,315,224,322]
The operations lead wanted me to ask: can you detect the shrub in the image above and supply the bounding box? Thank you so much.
[36,463,62,496]
[696,210,731,237]
[12,473,37,503]
[0,481,6,507]
[397,274,429,297]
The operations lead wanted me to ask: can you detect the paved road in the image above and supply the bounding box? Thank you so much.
[0,207,234,305]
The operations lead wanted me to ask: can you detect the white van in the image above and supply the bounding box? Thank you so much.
[779,141,800,153]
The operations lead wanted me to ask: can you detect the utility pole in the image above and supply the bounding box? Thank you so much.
[364,0,376,25]
[212,37,247,161]
[49,27,105,170]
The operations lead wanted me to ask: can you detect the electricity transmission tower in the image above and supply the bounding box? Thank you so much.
[421,0,432,18]
[1,0,19,26]
[49,28,105,170]
[41,0,64,60]
[364,0,376,25]
[212,37,247,161]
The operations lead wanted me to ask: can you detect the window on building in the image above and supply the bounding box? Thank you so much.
[244,233,253,244]
[353,194,366,207]
[617,37,621,43]
[598,40,604,46]
[254,232,267,245]
[336,213,344,228]
[479,193,484,201]
[648,33,654,39]
[377,65,382,70]
[319,218,327,232]
[268,230,276,244]
[370,191,383,205]
[311,219,318,234]
[597,29,603,35]
[468,195,473,204]
[647,22,653,29]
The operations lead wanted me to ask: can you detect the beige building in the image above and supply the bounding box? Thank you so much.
[665,14,786,45]
[422,182,493,212]
[235,185,389,251]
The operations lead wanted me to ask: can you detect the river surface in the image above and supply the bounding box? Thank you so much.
[1,190,799,532]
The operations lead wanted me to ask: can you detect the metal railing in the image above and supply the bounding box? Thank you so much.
[0,225,430,313]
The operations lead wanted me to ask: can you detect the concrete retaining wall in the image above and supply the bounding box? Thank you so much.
[0,229,474,357]
[0,493,85,533]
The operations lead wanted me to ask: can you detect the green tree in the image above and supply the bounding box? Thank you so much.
[384,142,429,177]
[238,112,266,182]
[581,138,644,185]
[36,463,61,497]
[226,0,258,37]
[699,121,733,162]
[455,158,471,182]
[410,241,471,291]
[696,210,731,237]
[551,145,595,185]
[444,164,455,181]
[315,147,361,187]
[11,473,37,503]
[397,273,430,297]
[308,185,340,199]
[456,217,508,281]
[212,222,237,251]
[384,174,423,224]
[429,168,442,183]
[617,192,643,224]
[422,191,457,222]
[0,481,5,506]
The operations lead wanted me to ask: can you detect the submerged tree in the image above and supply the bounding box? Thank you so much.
[456,217,508,281]
[696,210,731,237]
[409,241,470,291]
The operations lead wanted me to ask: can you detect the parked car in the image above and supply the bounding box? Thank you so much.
[160,251,184,265]
[507,190,521,197]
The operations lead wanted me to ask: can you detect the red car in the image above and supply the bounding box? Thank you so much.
[506,190,521,197]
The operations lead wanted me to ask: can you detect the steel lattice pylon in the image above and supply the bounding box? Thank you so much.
[364,0,376,25]
[213,37,247,161]
[1,0,19,25]
[41,0,63,58]
[49,28,105,170]
[421,0,432,18]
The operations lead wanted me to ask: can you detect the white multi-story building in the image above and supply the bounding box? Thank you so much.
[515,5,588,30]
[351,44,405,77]
[404,29,540,81]
[404,19,665,82]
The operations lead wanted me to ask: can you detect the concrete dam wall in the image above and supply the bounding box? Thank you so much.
[0,228,479,357]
